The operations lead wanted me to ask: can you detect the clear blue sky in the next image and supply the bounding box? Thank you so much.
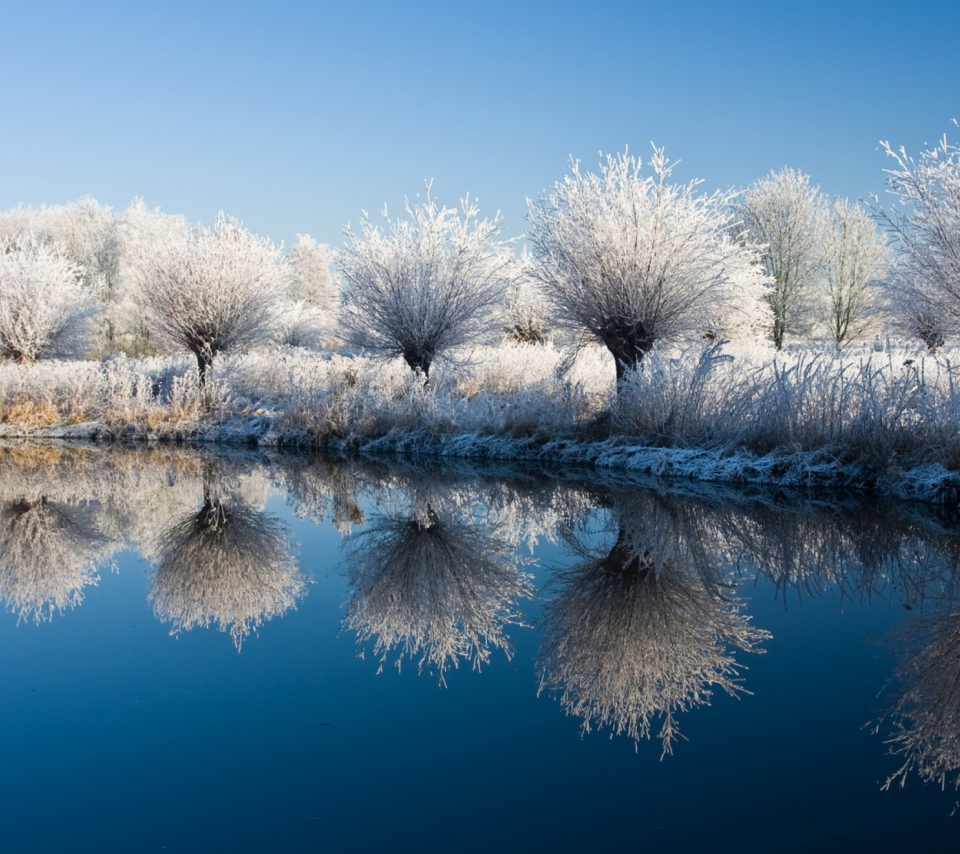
[2,0,958,249]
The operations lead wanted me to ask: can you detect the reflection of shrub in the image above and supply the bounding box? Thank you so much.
[0,497,107,621]
[149,496,304,646]
[539,493,768,753]
[345,504,532,681]
[879,610,960,790]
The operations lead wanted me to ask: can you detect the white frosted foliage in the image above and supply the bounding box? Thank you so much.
[528,147,765,382]
[0,237,98,363]
[338,190,512,377]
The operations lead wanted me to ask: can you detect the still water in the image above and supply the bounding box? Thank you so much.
[0,444,958,853]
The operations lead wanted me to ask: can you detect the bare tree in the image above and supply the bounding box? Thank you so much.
[825,199,888,350]
[736,168,830,349]
[141,214,284,383]
[0,237,99,363]
[527,148,763,384]
[874,130,960,347]
[338,191,511,378]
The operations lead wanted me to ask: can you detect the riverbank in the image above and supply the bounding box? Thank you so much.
[1,341,958,504]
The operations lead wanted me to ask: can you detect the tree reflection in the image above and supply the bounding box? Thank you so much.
[879,610,960,790]
[344,492,533,682]
[0,496,109,621]
[538,490,769,753]
[149,485,304,646]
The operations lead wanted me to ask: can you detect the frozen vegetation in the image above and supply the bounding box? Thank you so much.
[1,341,959,503]
[2,131,960,502]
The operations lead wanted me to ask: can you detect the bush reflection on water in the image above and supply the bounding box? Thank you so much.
[1,442,960,793]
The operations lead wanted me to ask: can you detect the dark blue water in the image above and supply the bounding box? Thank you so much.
[0,447,958,853]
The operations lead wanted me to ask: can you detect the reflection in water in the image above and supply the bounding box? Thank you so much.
[539,490,769,753]
[726,497,960,605]
[345,493,533,681]
[0,496,109,621]
[6,440,960,791]
[880,610,960,790]
[149,487,304,646]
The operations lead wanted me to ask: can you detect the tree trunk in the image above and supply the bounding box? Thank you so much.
[402,349,432,383]
[195,349,213,387]
[772,315,786,350]
[603,327,655,391]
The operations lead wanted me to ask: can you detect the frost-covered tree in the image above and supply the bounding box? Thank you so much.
[501,250,549,344]
[528,149,764,384]
[277,234,340,349]
[825,199,888,350]
[0,198,115,285]
[101,199,189,356]
[0,198,195,357]
[736,168,830,349]
[874,131,960,347]
[0,238,99,363]
[338,191,511,378]
[141,214,284,382]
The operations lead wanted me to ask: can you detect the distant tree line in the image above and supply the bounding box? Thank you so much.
[2,127,959,387]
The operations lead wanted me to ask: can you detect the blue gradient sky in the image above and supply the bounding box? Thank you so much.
[2,0,957,248]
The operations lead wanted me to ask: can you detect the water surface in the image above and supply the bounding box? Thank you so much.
[0,444,958,852]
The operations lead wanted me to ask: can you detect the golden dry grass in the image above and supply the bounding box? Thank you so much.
[0,400,63,428]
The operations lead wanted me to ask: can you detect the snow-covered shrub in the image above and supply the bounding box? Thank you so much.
[339,190,512,377]
[528,148,765,383]
[141,214,285,383]
[874,129,960,347]
[0,238,99,363]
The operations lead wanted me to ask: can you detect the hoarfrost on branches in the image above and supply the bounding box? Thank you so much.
[338,190,512,377]
[103,200,190,356]
[501,250,550,344]
[824,199,888,350]
[0,237,99,363]
[141,214,284,382]
[278,234,340,349]
[527,147,765,384]
[874,129,960,348]
[736,168,830,349]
